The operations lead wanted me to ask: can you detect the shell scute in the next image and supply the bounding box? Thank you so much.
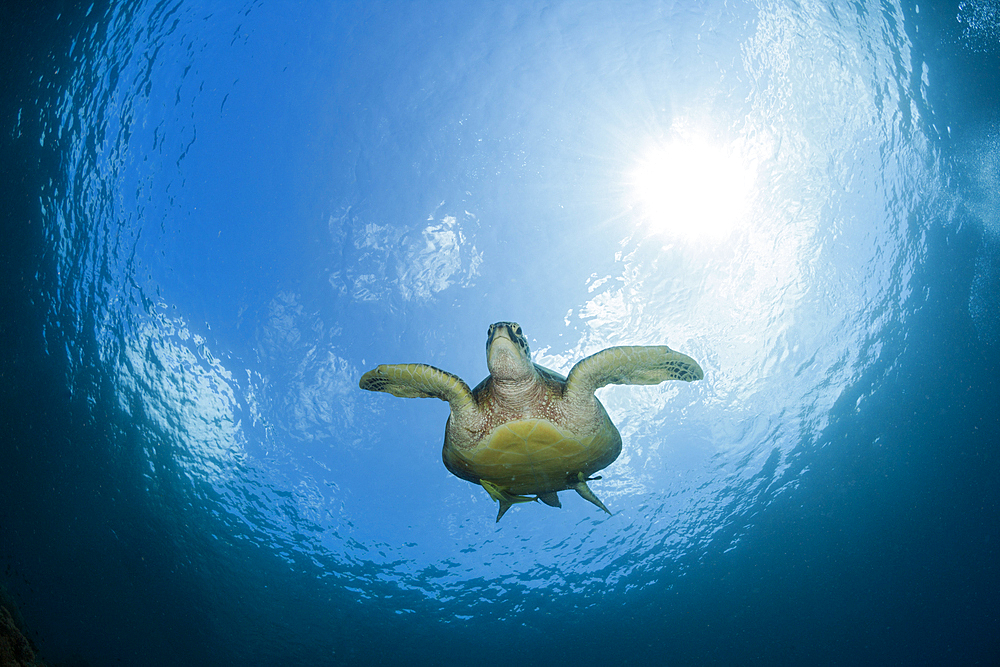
[446,418,615,495]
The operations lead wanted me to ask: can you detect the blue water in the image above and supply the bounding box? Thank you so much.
[1,0,998,665]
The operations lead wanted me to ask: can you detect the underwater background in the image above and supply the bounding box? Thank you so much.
[1,0,998,664]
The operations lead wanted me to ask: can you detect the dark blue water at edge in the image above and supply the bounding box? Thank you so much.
[3,2,1000,666]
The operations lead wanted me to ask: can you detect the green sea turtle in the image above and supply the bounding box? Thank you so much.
[359,322,704,521]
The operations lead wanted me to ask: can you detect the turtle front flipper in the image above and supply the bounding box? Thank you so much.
[360,364,474,410]
[565,345,704,398]
[480,480,536,522]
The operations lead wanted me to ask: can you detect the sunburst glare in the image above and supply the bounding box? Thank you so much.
[627,137,756,240]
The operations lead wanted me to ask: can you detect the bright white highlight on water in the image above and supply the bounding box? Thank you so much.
[628,137,755,239]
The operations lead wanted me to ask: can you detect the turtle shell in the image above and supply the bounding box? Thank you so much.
[443,417,622,496]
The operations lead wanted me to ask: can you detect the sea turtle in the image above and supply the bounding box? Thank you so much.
[359,322,704,522]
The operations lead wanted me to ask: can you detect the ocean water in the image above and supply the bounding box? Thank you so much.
[1,0,998,665]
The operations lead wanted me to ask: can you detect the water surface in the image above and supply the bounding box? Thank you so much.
[1,0,998,664]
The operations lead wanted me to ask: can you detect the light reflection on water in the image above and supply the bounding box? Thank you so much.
[37,0,942,622]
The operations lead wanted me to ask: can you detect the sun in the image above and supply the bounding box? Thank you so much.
[627,137,755,240]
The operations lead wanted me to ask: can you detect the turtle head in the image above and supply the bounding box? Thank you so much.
[486,322,534,382]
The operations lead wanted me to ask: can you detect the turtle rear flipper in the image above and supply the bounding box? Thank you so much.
[480,480,536,522]
[573,475,612,515]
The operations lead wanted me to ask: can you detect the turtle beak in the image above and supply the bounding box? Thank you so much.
[487,322,532,380]
[487,326,515,360]
[486,321,513,352]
